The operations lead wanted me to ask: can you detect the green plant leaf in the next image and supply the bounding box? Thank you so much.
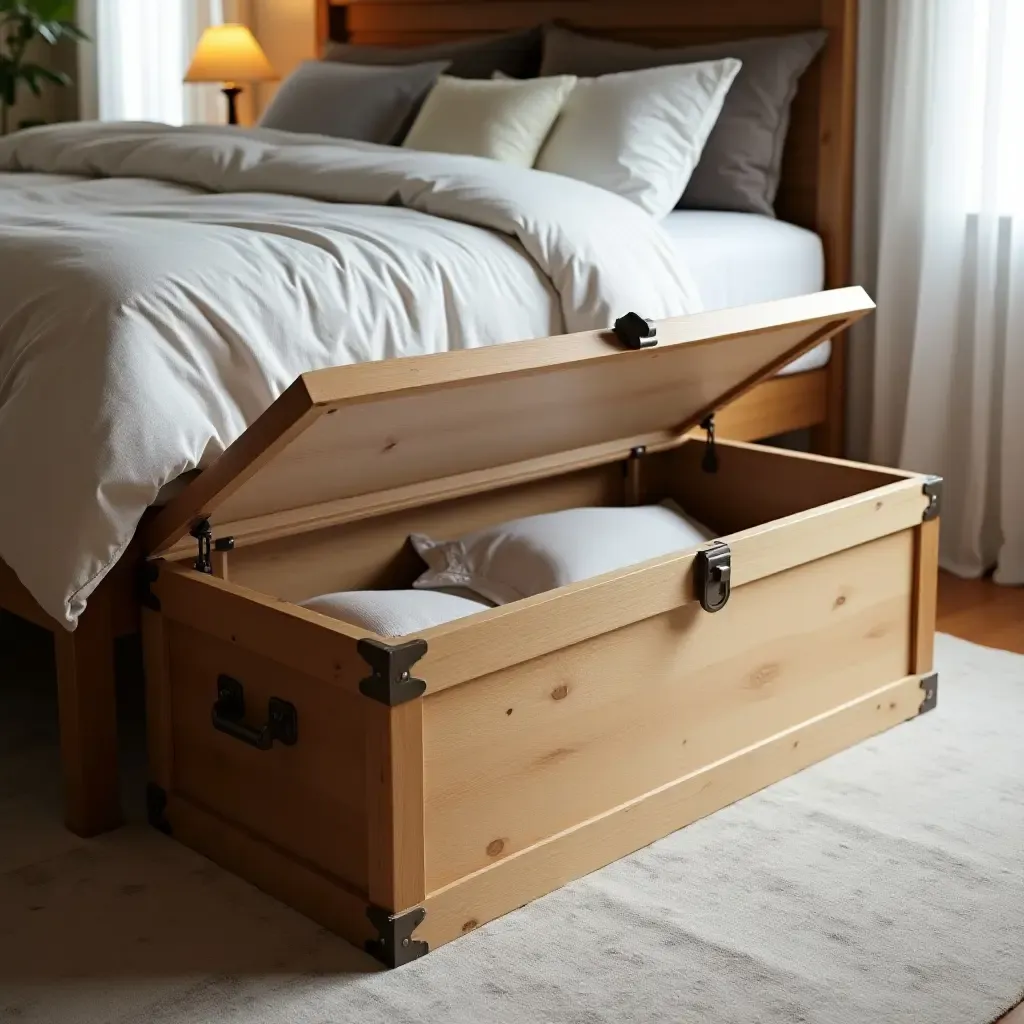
[19,60,70,86]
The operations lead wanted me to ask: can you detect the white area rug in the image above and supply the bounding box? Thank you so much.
[0,629,1021,1024]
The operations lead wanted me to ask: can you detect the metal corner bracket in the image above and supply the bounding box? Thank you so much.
[146,782,171,835]
[918,671,938,714]
[922,476,943,522]
[365,905,428,968]
[357,638,428,706]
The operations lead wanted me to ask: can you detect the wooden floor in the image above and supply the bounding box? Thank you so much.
[936,572,1024,1024]
[937,572,1024,655]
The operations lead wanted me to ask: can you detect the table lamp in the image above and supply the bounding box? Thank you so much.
[184,24,278,125]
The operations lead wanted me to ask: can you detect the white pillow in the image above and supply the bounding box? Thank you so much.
[300,589,489,637]
[411,501,716,605]
[535,60,741,218]
[402,73,577,166]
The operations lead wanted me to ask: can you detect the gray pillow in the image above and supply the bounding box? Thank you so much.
[539,25,827,216]
[324,26,544,80]
[259,60,449,144]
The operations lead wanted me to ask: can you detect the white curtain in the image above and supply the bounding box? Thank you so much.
[851,0,1024,585]
[78,0,236,125]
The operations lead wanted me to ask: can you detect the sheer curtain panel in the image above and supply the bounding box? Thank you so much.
[851,0,1024,585]
[78,0,247,124]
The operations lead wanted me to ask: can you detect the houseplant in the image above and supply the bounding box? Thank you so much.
[0,0,86,135]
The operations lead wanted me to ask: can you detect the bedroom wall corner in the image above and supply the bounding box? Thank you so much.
[252,0,317,116]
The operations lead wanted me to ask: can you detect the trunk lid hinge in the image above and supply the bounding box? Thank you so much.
[700,414,718,473]
[613,311,658,349]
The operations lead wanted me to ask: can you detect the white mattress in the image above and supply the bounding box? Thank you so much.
[661,211,829,375]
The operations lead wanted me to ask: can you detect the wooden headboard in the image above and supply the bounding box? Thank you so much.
[315,0,857,294]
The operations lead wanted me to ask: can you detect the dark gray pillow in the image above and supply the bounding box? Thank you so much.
[539,25,827,216]
[324,26,544,80]
[259,60,449,144]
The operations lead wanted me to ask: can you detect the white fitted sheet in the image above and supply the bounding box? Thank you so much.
[661,211,828,375]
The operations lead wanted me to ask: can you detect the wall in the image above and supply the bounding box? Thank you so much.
[3,38,78,133]
[252,0,317,114]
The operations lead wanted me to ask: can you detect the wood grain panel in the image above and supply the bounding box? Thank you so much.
[419,672,924,947]
[167,795,376,951]
[417,476,925,694]
[167,622,370,892]
[229,462,623,602]
[365,698,426,912]
[422,529,914,890]
[666,436,902,537]
[912,518,940,674]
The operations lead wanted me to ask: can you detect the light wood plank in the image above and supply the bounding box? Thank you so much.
[148,290,871,558]
[167,794,376,948]
[912,519,940,674]
[667,435,907,536]
[417,479,926,694]
[365,700,426,912]
[152,563,371,693]
[418,673,925,949]
[714,369,828,441]
[227,463,623,602]
[421,530,914,889]
[167,622,370,890]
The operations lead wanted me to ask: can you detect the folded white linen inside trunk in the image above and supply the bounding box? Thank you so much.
[0,122,700,628]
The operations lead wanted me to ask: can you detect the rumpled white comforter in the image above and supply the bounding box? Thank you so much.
[0,122,700,629]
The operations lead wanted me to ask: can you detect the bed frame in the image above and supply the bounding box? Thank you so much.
[0,0,856,838]
[318,0,857,453]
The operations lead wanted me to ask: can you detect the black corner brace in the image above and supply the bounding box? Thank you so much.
[365,906,428,968]
[613,312,658,349]
[358,638,428,706]
[922,476,943,522]
[146,782,171,835]
[138,561,161,612]
[919,672,938,715]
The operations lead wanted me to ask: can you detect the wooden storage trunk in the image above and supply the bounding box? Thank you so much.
[141,289,941,968]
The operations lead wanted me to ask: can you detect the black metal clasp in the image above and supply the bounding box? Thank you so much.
[701,414,718,473]
[191,518,213,574]
[212,675,298,750]
[695,541,731,613]
[613,312,658,349]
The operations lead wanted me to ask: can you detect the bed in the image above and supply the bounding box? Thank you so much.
[0,0,857,838]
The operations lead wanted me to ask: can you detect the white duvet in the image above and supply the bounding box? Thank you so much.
[0,122,700,629]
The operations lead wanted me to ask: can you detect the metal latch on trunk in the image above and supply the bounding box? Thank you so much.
[695,541,732,613]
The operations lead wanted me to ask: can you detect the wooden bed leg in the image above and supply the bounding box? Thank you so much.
[54,585,122,836]
[811,334,847,456]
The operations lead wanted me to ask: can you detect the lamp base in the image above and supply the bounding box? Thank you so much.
[221,86,243,126]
